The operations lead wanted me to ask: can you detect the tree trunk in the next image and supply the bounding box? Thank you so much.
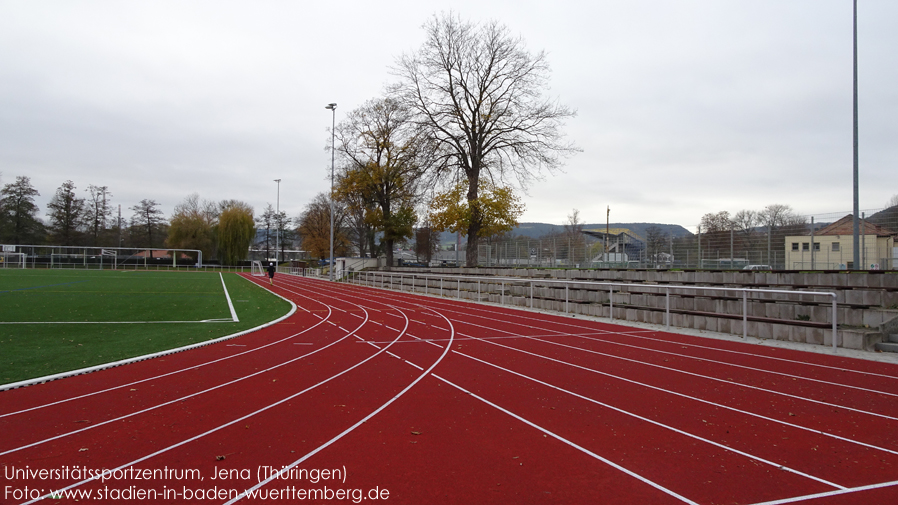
[464,172,481,267]
[384,238,394,271]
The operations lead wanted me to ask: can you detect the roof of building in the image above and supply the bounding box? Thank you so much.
[814,214,896,237]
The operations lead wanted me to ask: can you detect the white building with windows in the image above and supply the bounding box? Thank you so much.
[784,215,896,270]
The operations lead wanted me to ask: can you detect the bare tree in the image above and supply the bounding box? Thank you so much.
[129,199,166,257]
[84,184,113,246]
[46,180,86,245]
[563,208,586,265]
[645,226,670,267]
[414,223,441,264]
[297,193,351,260]
[394,13,578,266]
[886,194,898,209]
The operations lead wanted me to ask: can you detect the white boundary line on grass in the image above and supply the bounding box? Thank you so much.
[0,275,295,392]
[220,272,239,322]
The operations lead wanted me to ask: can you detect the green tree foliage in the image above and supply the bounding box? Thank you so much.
[395,13,577,266]
[428,180,525,241]
[166,193,216,261]
[46,180,86,245]
[216,201,255,266]
[334,97,426,269]
[0,176,44,244]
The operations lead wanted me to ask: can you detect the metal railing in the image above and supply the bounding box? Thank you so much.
[341,270,840,350]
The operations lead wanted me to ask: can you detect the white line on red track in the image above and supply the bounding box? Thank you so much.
[1,277,335,419]
[20,292,413,504]
[462,324,898,422]
[1,300,372,457]
[452,349,844,489]
[747,479,898,505]
[223,302,456,503]
[362,281,898,381]
[454,328,898,456]
[431,373,701,505]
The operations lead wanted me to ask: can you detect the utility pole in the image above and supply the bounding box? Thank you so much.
[274,179,281,263]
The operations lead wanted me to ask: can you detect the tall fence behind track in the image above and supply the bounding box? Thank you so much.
[475,208,898,270]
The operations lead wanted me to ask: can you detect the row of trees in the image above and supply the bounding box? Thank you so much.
[0,175,259,265]
[0,175,168,251]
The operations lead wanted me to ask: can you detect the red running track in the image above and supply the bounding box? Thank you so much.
[2,273,898,504]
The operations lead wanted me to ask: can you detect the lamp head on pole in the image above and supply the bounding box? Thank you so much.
[325,103,337,110]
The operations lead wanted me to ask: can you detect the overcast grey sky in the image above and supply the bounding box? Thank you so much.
[1,0,895,232]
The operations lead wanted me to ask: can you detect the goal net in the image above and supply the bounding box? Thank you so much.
[251,260,265,277]
[0,252,26,269]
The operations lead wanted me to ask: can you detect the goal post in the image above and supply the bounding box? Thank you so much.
[251,260,265,277]
[0,252,26,269]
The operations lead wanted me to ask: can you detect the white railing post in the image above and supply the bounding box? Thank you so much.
[743,291,748,339]
[609,286,614,321]
[665,287,670,330]
[832,295,838,350]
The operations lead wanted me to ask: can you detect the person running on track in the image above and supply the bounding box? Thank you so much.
[267,263,276,285]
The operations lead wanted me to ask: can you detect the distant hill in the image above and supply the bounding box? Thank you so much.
[437,222,692,244]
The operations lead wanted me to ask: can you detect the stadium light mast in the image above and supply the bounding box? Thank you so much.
[326,103,337,281]
[852,0,860,270]
[274,179,281,263]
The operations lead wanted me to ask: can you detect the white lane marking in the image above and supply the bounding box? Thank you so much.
[21,297,405,504]
[365,283,898,382]
[456,330,898,457]
[482,329,898,423]
[1,298,325,418]
[454,350,845,490]
[2,305,370,457]
[747,479,898,505]
[432,373,700,505]
[220,272,239,322]
[225,306,455,504]
[555,331,898,399]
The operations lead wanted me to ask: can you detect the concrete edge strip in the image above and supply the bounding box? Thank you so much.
[0,275,297,392]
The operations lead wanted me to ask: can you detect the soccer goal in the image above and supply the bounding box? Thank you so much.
[251,260,265,276]
[0,252,26,269]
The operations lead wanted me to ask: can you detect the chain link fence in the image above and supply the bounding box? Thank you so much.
[478,207,898,270]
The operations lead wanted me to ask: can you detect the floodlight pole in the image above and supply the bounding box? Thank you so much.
[274,178,281,263]
[852,0,860,269]
[326,103,337,281]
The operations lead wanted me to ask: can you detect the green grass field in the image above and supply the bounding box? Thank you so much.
[0,270,291,384]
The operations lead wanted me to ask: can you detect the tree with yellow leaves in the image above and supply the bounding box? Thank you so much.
[428,179,525,243]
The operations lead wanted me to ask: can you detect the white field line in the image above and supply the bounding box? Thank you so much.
[432,373,701,505]
[21,300,407,505]
[453,349,844,489]
[220,272,239,322]
[0,274,297,392]
[355,278,898,382]
[226,305,455,504]
[1,301,370,457]
[2,276,320,412]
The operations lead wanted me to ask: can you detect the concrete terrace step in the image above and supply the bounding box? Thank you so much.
[875,341,898,353]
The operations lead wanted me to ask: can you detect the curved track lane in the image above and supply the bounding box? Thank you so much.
[3,272,898,504]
